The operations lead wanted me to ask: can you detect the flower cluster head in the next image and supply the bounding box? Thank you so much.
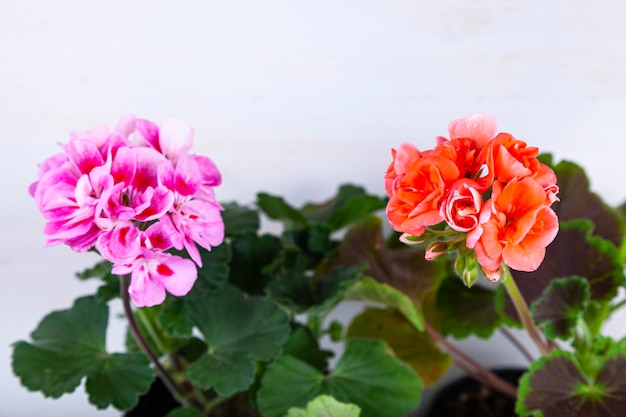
[385,114,559,282]
[30,116,225,307]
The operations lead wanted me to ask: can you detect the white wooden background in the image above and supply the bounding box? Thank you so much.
[2,1,626,416]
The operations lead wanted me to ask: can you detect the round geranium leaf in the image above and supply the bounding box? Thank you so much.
[436,275,502,339]
[517,350,626,417]
[184,285,290,395]
[347,308,450,386]
[257,339,422,417]
[12,296,154,410]
[530,276,590,340]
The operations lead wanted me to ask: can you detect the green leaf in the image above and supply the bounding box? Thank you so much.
[436,275,502,339]
[517,350,626,417]
[266,249,316,311]
[221,202,260,236]
[344,277,423,331]
[285,395,361,417]
[327,216,447,322]
[75,261,120,302]
[507,222,624,323]
[257,339,422,417]
[185,243,231,298]
[187,352,255,397]
[307,224,333,254]
[185,285,290,396]
[166,407,203,417]
[157,298,194,340]
[531,277,590,340]
[347,308,450,386]
[266,248,363,316]
[229,233,282,295]
[301,185,385,229]
[12,296,153,410]
[283,325,334,372]
[326,195,386,231]
[84,353,155,409]
[551,160,625,247]
[257,193,308,229]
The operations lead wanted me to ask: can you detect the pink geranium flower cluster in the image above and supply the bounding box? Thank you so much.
[29,116,225,306]
[385,114,559,282]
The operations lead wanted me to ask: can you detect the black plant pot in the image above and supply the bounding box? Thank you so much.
[124,377,180,417]
[424,368,526,417]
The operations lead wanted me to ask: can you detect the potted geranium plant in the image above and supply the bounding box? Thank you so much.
[12,114,626,417]
[325,114,626,417]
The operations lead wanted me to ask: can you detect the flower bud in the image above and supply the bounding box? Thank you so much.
[425,241,448,261]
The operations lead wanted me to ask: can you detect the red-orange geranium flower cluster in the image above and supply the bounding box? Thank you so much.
[385,114,559,282]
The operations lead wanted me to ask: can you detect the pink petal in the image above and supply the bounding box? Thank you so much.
[134,118,161,151]
[153,254,197,297]
[144,222,174,251]
[194,155,222,186]
[64,138,104,175]
[172,154,201,196]
[70,125,111,149]
[448,113,497,148]
[134,186,174,221]
[159,117,194,161]
[110,146,137,186]
[128,264,167,307]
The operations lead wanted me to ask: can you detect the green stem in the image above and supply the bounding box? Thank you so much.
[577,317,594,350]
[501,268,551,356]
[120,275,205,411]
[135,307,169,353]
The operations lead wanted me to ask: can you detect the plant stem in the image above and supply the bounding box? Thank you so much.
[499,327,534,363]
[501,268,551,356]
[424,322,518,399]
[120,275,204,411]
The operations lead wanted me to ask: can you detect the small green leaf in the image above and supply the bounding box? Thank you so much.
[257,339,422,417]
[221,202,260,236]
[185,285,290,396]
[185,243,231,298]
[531,277,590,340]
[257,193,308,229]
[345,277,423,331]
[157,298,194,340]
[299,184,387,232]
[517,350,626,417]
[307,224,333,254]
[76,261,120,302]
[347,308,450,386]
[229,233,282,295]
[12,296,154,410]
[283,325,334,372]
[326,195,386,231]
[437,275,502,339]
[285,395,361,417]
